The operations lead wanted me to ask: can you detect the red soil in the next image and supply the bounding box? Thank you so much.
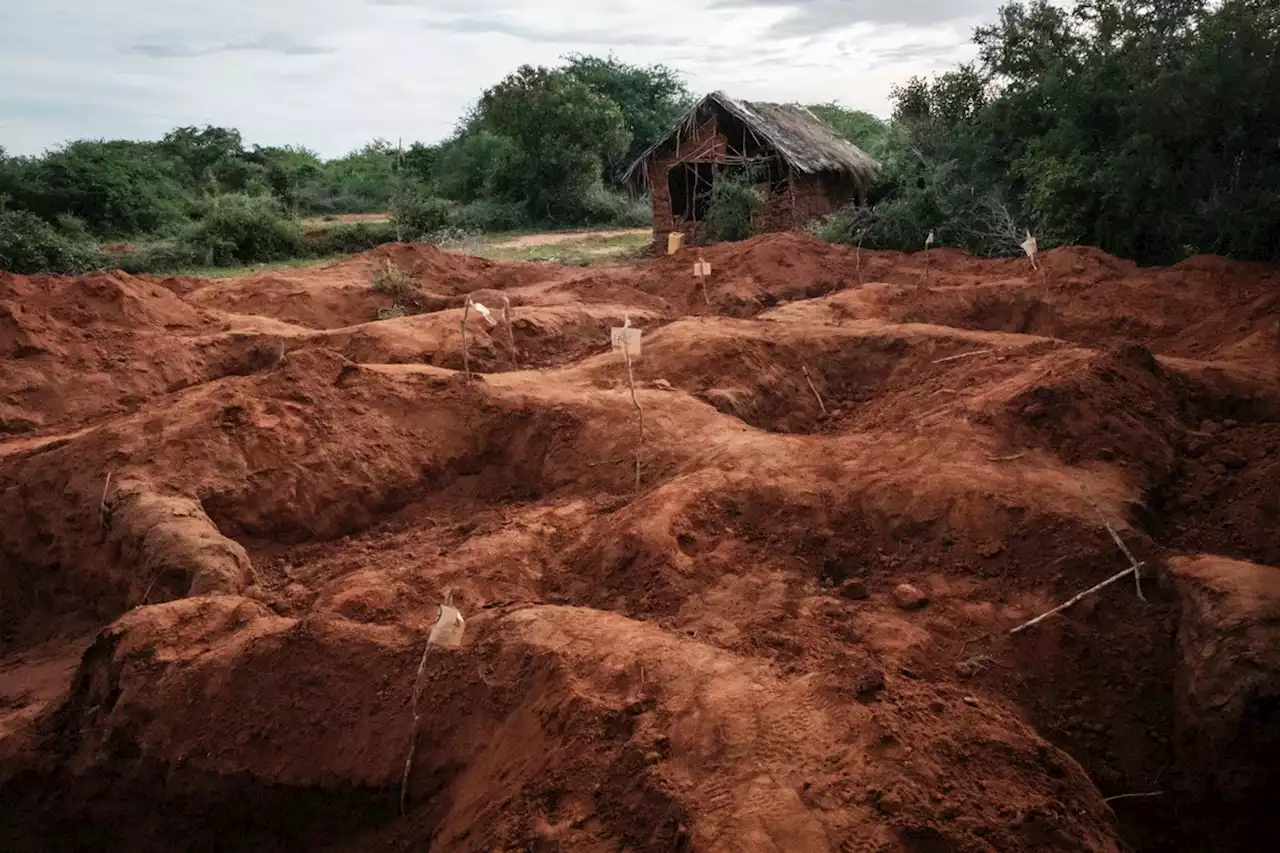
[1,233,1278,853]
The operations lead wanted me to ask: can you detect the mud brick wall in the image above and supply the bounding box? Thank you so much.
[648,119,726,246]
[646,121,845,247]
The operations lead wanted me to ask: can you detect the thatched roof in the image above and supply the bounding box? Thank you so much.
[622,91,879,190]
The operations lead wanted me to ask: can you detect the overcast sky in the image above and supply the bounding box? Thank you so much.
[0,0,1009,158]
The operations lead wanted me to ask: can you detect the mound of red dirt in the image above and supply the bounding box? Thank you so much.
[2,236,1278,853]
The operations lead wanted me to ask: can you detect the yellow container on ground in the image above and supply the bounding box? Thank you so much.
[667,232,684,254]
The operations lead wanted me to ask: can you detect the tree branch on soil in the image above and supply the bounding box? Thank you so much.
[1082,487,1146,601]
[933,349,994,364]
[1103,791,1165,804]
[801,364,828,415]
[1009,564,1142,635]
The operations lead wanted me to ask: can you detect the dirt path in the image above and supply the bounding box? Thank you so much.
[1,234,1277,853]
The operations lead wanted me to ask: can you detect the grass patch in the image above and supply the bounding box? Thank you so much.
[467,230,652,265]
[299,212,393,231]
[170,255,345,279]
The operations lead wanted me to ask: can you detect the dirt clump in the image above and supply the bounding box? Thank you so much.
[2,234,1278,853]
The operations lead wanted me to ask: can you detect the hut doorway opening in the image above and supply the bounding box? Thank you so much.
[668,162,714,221]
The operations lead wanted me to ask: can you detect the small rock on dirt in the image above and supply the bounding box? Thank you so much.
[854,669,886,700]
[893,583,928,611]
[1219,451,1248,469]
[839,579,870,600]
[876,791,904,815]
[978,540,1004,559]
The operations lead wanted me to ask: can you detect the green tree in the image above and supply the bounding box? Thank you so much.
[8,140,191,237]
[807,105,890,159]
[248,145,323,210]
[834,0,1280,264]
[562,54,691,181]
[160,126,251,192]
[476,64,631,222]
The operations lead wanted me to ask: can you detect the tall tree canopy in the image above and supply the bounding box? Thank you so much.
[849,0,1280,264]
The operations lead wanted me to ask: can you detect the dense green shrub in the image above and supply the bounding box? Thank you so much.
[179,194,303,266]
[309,221,398,255]
[704,170,762,243]
[112,240,201,275]
[580,187,650,227]
[392,194,455,239]
[5,140,192,237]
[0,209,102,274]
[450,198,530,233]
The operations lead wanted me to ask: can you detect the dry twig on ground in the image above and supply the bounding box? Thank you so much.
[1082,486,1146,601]
[1104,791,1165,804]
[933,349,995,365]
[801,364,828,415]
[1009,564,1142,635]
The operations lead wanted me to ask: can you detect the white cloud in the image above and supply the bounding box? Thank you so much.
[0,0,1004,157]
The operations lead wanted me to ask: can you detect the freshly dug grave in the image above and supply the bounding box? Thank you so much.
[1,233,1278,853]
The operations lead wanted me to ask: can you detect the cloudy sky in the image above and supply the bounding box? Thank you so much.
[1,0,1008,158]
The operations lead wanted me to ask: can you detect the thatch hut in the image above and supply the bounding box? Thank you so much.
[622,92,878,246]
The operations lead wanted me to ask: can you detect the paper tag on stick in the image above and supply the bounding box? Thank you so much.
[1020,231,1039,268]
[693,259,712,277]
[428,605,466,649]
[611,326,642,358]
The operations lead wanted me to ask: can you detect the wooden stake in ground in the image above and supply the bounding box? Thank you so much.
[924,230,936,286]
[400,599,465,815]
[694,258,712,306]
[856,230,867,285]
[399,641,432,815]
[612,315,645,494]
[100,471,112,530]
[501,296,518,366]
[460,298,472,380]
[1021,230,1047,287]
[801,364,828,415]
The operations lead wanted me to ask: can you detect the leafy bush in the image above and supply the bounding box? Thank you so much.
[450,198,530,233]
[0,210,102,274]
[180,193,303,265]
[580,187,650,227]
[6,140,193,237]
[113,240,201,274]
[370,258,415,297]
[54,213,94,242]
[704,169,762,243]
[376,304,408,321]
[309,221,398,255]
[392,194,455,239]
